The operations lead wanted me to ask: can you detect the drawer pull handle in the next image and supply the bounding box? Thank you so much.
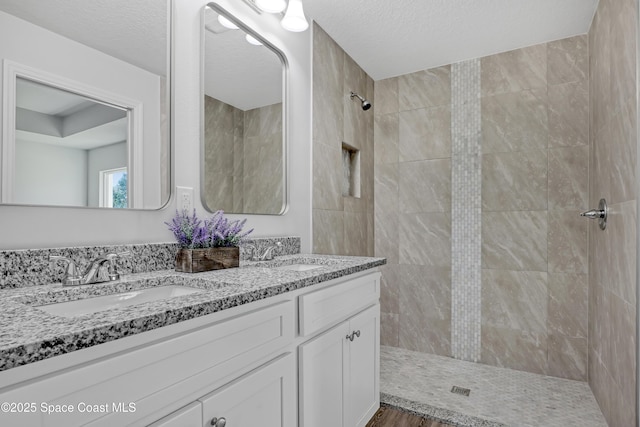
[346,330,361,341]
[211,417,227,427]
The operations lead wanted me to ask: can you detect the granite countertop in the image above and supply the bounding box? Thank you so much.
[0,254,385,372]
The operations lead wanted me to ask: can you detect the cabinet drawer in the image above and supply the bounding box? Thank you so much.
[200,353,296,427]
[299,272,380,336]
[0,300,294,427]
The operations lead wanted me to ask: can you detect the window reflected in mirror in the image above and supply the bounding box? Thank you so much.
[202,5,286,215]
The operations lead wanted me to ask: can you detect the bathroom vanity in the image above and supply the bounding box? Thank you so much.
[0,254,384,427]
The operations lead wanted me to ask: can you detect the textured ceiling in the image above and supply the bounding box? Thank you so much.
[0,0,167,76]
[0,0,599,100]
[304,0,599,80]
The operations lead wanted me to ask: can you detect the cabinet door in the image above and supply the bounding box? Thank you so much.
[200,353,296,427]
[298,321,351,427]
[345,305,380,427]
[148,402,201,427]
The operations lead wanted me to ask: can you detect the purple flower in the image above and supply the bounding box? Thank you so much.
[165,209,253,249]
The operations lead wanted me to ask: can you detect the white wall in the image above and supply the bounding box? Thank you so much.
[87,142,127,207]
[0,0,312,251]
[0,10,162,211]
[14,139,87,206]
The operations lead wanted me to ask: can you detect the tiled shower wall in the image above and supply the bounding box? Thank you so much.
[374,35,590,380]
[203,96,283,214]
[588,0,637,424]
[312,23,374,256]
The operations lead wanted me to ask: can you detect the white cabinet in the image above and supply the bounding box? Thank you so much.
[147,402,201,427]
[0,269,381,427]
[299,304,380,427]
[200,353,296,427]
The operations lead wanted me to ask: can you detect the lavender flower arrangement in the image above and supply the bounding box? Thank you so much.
[166,209,253,249]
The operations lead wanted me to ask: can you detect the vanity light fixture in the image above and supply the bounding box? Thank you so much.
[281,0,309,32]
[255,0,287,13]
[245,34,263,45]
[253,0,309,32]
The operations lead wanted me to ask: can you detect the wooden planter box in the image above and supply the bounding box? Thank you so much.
[175,247,240,273]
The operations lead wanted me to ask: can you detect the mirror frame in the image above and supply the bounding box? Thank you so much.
[0,0,173,211]
[200,2,288,216]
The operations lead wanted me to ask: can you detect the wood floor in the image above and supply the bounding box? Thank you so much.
[366,406,456,427]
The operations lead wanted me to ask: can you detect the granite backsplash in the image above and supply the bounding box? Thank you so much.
[0,236,300,289]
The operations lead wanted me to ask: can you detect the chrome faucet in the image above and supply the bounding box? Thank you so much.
[50,252,130,286]
[245,242,282,261]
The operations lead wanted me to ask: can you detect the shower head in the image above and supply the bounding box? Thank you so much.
[350,91,372,111]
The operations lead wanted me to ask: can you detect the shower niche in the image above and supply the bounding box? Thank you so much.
[341,142,360,198]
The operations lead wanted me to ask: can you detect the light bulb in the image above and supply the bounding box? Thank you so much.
[281,0,308,32]
[217,14,239,30]
[255,0,287,13]
[245,34,263,46]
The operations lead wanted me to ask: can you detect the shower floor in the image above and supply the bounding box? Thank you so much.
[380,346,607,427]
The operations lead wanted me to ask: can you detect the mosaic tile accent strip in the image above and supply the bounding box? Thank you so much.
[0,237,301,289]
[450,59,482,361]
[380,346,607,426]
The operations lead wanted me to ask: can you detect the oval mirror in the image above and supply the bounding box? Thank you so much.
[201,3,287,215]
[0,0,171,210]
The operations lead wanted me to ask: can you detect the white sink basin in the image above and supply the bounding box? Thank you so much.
[36,285,201,317]
[274,264,323,272]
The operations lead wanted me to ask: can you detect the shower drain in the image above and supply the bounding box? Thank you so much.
[451,386,471,396]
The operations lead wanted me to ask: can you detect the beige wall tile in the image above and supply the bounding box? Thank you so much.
[481,44,547,96]
[547,35,588,85]
[482,150,548,211]
[399,159,451,213]
[344,55,370,149]
[610,293,636,401]
[610,0,636,115]
[481,89,548,154]
[547,335,587,380]
[609,99,637,205]
[380,264,401,314]
[399,316,451,357]
[399,265,451,321]
[482,211,547,271]
[399,106,451,161]
[548,146,589,210]
[548,273,588,339]
[375,211,399,264]
[381,313,399,347]
[374,113,399,165]
[548,211,588,274]
[481,326,548,375]
[312,25,344,148]
[549,80,589,147]
[481,269,548,334]
[399,213,451,267]
[398,66,451,111]
[603,201,637,305]
[375,77,399,115]
[313,141,344,211]
[344,211,368,256]
[312,209,344,254]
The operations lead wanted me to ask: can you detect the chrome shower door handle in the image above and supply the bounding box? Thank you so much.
[580,209,603,219]
[580,198,608,230]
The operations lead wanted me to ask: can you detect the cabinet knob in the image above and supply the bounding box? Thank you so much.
[211,417,227,427]
[346,333,354,342]
[354,330,361,338]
